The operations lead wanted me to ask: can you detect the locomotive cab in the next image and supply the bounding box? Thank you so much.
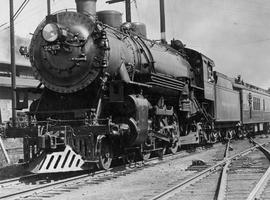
[184,48,215,118]
[185,48,215,99]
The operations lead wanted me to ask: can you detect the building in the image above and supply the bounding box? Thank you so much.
[0,61,40,123]
[0,30,42,123]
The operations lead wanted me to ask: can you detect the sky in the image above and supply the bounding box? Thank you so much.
[1,0,270,89]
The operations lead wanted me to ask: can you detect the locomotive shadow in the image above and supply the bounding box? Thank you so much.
[18,170,92,185]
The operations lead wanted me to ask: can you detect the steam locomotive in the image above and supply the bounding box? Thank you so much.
[6,0,270,173]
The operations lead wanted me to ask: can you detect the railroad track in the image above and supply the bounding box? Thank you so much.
[1,138,266,200]
[150,138,270,200]
[0,170,94,197]
[0,147,196,200]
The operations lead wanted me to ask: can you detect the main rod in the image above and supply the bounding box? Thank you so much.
[9,0,16,126]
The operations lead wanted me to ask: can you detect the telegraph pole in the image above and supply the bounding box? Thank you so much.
[159,0,166,43]
[125,0,131,22]
[106,0,132,22]
[9,0,16,126]
[47,0,51,15]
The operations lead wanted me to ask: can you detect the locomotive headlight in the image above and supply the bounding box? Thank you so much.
[42,23,59,42]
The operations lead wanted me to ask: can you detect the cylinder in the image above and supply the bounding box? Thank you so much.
[97,10,122,29]
[75,0,97,15]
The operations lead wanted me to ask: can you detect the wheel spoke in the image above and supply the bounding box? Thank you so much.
[97,139,112,170]
[142,152,151,160]
[169,141,179,154]
[158,147,167,158]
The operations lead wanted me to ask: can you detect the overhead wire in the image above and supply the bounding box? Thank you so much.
[0,22,8,29]
[1,0,270,45]
[0,0,31,32]
[0,1,59,34]
[191,37,270,49]
[13,0,30,20]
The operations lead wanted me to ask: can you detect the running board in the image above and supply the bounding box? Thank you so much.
[28,146,85,173]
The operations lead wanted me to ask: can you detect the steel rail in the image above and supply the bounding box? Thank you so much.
[0,151,182,196]
[216,140,231,200]
[0,177,21,185]
[0,173,57,187]
[246,139,270,200]
[0,171,90,187]
[0,170,106,199]
[0,147,191,200]
[0,174,33,186]
[150,140,269,200]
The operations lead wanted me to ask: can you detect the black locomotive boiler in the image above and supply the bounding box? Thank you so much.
[6,0,270,173]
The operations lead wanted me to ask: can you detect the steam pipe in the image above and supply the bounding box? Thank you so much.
[75,0,97,15]
[159,0,166,43]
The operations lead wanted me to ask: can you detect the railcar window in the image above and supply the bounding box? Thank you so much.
[207,66,214,82]
[253,97,260,110]
[267,99,270,111]
[266,98,270,111]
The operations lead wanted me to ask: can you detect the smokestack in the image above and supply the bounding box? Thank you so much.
[159,0,166,43]
[75,0,97,15]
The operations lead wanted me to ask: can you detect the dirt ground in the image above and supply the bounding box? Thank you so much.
[0,137,25,179]
[0,137,23,164]
[1,135,269,199]
[47,136,270,200]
